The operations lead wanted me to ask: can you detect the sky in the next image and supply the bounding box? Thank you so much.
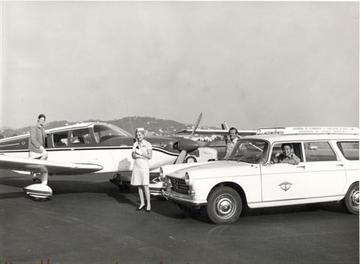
[0,1,358,129]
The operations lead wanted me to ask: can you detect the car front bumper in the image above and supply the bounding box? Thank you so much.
[162,188,207,207]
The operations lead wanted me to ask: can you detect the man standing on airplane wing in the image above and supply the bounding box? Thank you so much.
[29,114,48,183]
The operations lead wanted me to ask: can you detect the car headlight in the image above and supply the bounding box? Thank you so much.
[185,172,190,185]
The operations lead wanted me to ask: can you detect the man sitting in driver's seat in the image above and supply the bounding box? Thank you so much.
[273,143,300,165]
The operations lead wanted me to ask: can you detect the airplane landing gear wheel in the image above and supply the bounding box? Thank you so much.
[110,174,131,192]
[24,184,53,200]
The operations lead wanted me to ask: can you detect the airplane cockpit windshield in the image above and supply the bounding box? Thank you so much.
[228,139,269,164]
[93,124,132,143]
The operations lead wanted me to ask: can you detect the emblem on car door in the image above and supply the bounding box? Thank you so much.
[279,182,292,192]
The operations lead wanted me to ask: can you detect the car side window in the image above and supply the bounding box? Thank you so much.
[53,132,69,147]
[304,142,337,162]
[271,142,303,162]
[337,141,359,160]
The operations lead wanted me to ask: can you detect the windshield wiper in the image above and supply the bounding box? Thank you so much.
[248,143,263,152]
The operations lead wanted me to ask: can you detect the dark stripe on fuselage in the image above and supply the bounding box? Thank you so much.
[0,146,180,157]
[0,143,20,148]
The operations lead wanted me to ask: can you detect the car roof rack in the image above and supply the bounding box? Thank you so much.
[257,127,359,135]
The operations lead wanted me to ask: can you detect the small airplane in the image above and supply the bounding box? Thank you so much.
[0,122,213,199]
[176,114,257,141]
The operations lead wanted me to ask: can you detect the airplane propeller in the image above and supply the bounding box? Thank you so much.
[174,112,203,164]
[190,112,203,137]
[221,121,229,131]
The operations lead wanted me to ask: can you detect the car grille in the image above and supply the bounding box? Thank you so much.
[168,176,189,195]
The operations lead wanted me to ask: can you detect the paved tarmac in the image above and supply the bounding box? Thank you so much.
[0,170,358,264]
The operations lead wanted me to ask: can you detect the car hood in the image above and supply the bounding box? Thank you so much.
[167,160,259,179]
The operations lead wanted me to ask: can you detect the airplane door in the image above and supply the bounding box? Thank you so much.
[68,128,115,172]
[48,129,114,172]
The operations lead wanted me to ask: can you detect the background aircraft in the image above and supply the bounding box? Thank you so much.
[177,119,257,140]
[175,113,257,159]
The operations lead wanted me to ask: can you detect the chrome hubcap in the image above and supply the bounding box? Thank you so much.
[215,195,236,219]
[351,188,359,207]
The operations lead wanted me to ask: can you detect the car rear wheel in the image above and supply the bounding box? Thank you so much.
[343,182,359,215]
[206,186,242,224]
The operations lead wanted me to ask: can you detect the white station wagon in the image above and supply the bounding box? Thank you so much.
[161,127,359,224]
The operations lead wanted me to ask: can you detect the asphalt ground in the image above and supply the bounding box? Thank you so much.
[0,170,358,264]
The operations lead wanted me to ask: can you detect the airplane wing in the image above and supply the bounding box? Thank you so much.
[177,129,228,135]
[0,155,103,175]
[177,129,257,136]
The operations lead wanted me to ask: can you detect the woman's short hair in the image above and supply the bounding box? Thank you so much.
[135,128,145,135]
[38,114,46,120]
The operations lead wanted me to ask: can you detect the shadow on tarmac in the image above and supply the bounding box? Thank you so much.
[0,171,349,224]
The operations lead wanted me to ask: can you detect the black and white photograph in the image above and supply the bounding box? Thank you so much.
[0,1,359,264]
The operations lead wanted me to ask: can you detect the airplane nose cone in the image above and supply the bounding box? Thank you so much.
[173,138,199,153]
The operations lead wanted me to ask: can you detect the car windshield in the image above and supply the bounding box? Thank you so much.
[228,139,269,164]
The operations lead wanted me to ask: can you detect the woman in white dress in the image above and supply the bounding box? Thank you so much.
[131,128,152,212]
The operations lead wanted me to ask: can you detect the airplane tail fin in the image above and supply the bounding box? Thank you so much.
[221,121,229,131]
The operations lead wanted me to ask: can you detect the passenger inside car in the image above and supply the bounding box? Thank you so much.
[271,143,301,165]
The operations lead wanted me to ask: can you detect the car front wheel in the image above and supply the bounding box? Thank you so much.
[343,182,359,215]
[206,186,242,224]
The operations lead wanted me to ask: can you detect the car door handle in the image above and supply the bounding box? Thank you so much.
[297,165,306,169]
[336,164,344,167]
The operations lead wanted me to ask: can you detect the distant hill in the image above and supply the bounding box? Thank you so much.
[108,116,188,136]
[0,116,196,138]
